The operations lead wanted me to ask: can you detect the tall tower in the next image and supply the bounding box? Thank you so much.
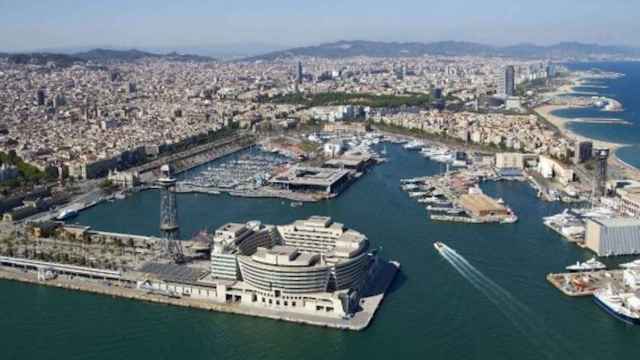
[158,164,183,261]
[36,89,46,106]
[297,61,303,85]
[497,65,515,97]
[593,149,609,200]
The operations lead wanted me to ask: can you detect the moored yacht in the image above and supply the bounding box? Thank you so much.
[566,257,607,272]
[620,259,640,270]
[594,286,640,325]
[56,208,78,221]
[403,140,424,151]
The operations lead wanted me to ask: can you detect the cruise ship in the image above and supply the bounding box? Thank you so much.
[594,286,640,325]
[566,257,606,272]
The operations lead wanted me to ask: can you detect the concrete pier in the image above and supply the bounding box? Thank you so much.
[546,270,624,297]
[0,259,400,331]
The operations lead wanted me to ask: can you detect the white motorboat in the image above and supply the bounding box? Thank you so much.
[620,259,640,270]
[566,257,607,272]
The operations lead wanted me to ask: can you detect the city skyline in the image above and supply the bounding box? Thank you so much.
[1,0,639,53]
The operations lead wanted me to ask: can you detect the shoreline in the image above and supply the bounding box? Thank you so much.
[535,104,640,180]
[533,105,627,150]
[534,71,640,180]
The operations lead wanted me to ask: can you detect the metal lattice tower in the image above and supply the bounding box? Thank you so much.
[593,149,610,201]
[158,164,183,261]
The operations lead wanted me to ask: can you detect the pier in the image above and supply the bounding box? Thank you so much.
[0,258,400,331]
[546,270,624,297]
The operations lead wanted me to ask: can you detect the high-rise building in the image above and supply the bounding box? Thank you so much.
[36,89,46,106]
[53,94,66,109]
[574,141,593,164]
[432,88,443,100]
[594,149,610,198]
[297,61,303,84]
[497,65,516,97]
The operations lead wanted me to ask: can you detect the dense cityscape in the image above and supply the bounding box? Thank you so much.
[2,1,640,359]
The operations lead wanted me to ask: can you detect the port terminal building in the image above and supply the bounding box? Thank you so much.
[269,166,352,195]
[585,218,640,256]
[209,216,371,318]
[458,193,510,218]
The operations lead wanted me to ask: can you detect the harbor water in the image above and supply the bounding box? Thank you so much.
[3,144,640,360]
[554,61,640,170]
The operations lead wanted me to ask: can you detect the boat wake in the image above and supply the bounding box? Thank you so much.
[438,244,576,359]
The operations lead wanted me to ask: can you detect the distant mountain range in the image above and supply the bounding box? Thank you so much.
[243,40,640,61]
[3,41,639,66]
[0,48,215,66]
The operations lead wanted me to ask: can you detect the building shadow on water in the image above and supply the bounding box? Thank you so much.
[385,267,407,296]
[361,261,407,298]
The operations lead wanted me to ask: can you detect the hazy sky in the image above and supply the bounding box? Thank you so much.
[0,0,637,52]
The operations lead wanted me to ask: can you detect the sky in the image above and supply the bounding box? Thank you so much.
[0,0,638,53]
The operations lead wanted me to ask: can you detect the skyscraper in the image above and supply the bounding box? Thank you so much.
[497,65,515,97]
[574,141,593,164]
[297,61,303,84]
[432,88,443,100]
[36,89,46,106]
[594,149,610,199]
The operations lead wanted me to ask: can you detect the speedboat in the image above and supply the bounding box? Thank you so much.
[434,242,445,252]
[566,257,606,272]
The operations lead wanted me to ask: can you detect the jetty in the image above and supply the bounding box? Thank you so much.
[0,256,400,331]
[546,270,624,297]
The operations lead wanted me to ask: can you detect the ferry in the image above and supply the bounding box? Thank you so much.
[433,242,445,253]
[566,257,607,272]
[594,286,640,325]
[56,208,78,221]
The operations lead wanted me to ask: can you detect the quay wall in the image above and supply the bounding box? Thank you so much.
[0,260,400,331]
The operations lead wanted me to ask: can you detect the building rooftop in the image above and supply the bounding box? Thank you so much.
[252,245,319,267]
[592,217,640,228]
[459,193,507,213]
[270,166,350,187]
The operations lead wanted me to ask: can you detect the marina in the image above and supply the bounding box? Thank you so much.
[399,164,518,224]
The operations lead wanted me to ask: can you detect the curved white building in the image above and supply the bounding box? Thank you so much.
[209,216,371,317]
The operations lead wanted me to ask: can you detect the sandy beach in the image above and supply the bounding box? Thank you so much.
[534,105,626,150]
[534,80,640,180]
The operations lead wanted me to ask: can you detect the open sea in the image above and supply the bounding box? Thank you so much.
[2,144,639,360]
[554,61,640,169]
